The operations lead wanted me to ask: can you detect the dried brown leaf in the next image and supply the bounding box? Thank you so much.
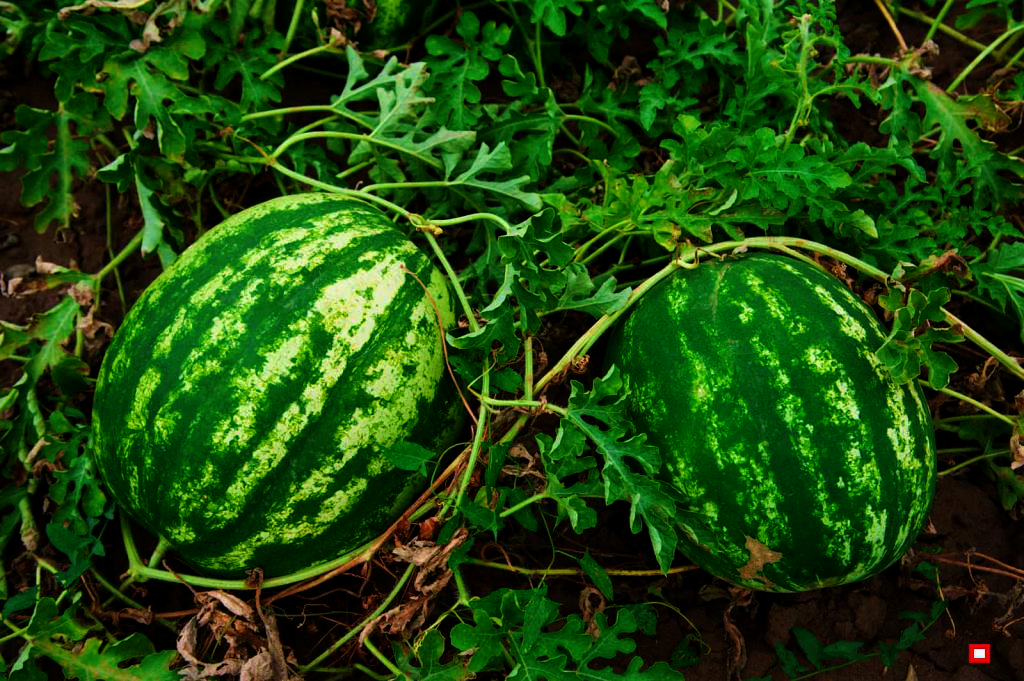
[239,651,276,681]
[579,586,605,638]
[1010,430,1024,471]
[738,536,782,586]
[197,590,255,621]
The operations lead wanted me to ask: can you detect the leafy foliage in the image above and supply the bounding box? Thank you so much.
[0,0,1021,677]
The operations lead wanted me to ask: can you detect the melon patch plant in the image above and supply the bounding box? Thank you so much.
[1,1,1022,679]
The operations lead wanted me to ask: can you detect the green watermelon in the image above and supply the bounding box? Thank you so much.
[605,253,936,592]
[92,193,462,577]
[355,0,440,49]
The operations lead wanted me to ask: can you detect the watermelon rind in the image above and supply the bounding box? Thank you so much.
[605,252,937,592]
[92,193,462,577]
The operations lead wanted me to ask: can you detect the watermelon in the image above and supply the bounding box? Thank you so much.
[91,193,462,577]
[605,253,936,592]
[355,0,440,49]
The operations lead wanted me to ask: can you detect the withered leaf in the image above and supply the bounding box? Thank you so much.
[737,536,782,584]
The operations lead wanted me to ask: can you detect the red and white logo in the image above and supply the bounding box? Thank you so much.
[968,644,990,664]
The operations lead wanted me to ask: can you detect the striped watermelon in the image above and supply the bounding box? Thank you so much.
[91,193,462,577]
[605,253,936,592]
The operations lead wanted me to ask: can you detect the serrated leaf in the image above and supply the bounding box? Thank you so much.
[908,74,1024,207]
[423,11,511,129]
[33,633,180,681]
[0,103,92,231]
[555,265,630,317]
[23,297,80,386]
[564,367,678,572]
[100,54,199,161]
[450,608,505,673]
[450,142,542,210]
[876,286,962,387]
[394,628,471,680]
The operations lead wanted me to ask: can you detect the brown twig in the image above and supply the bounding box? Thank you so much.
[874,0,909,53]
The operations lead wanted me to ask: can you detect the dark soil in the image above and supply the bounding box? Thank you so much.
[2,3,1023,680]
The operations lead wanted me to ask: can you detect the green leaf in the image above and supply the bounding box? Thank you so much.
[876,286,962,387]
[773,641,806,678]
[900,72,1024,207]
[37,633,179,681]
[517,0,589,36]
[394,629,471,680]
[792,627,823,669]
[821,639,867,661]
[0,102,93,231]
[554,265,630,317]
[974,243,1024,341]
[579,551,613,600]
[385,440,438,476]
[564,367,678,572]
[423,11,511,129]
[449,142,542,210]
[450,608,506,673]
[22,297,81,386]
[99,40,214,163]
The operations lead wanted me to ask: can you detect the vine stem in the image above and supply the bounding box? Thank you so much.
[946,23,1024,93]
[535,258,682,392]
[921,382,1017,427]
[896,6,986,52]
[939,450,1009,477]
[92,231,144,292]
[298,563,416,673]
[923,0,956,44]
[272,131,442,169]
[260,43,344,81]
[874,0,908,52]
[944,311,1024,382]
[361,637,406,679]
[463,558,699,578]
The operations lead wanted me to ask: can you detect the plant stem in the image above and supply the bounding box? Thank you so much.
[874,0,908,52]
[279,0,306,58]
[939,450,1009,477]
[426,212,514,234]
[422,232,478,333]
[923,0,956,44]
[946,24,1024,93]
[944,311,1024,381]
[298,563,416,673]
[921,382,1017,426]
[93,231,145,291]
[272,132,442,170]
[362,637,406,679]
[896,6,986,52]
[463,558,698,577]
[535,258,682,392]
[524,335,534,402]
[845,55,902,68]
[261,43,344,81]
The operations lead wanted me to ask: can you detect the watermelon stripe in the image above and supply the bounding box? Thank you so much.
[93,194,462,576]
[606,253,936,592]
